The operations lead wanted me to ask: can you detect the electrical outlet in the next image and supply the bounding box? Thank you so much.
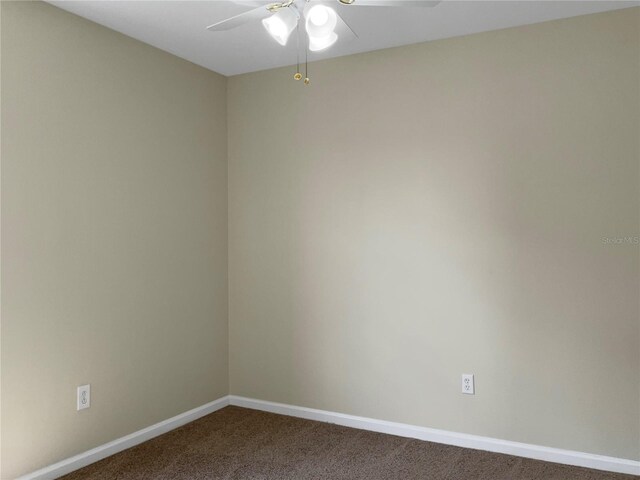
[77,384,91,411]
[462,374,474,395]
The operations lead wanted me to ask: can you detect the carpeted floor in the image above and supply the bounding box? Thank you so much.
[61,406,637,480]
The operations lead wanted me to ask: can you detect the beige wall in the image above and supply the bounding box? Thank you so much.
[1,2,228,478]
[1,2,638,477]
[228,7,640,461]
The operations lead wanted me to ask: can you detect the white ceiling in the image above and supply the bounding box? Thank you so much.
[47,0,639,76]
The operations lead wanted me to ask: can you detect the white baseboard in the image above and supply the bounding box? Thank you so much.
[16,394,640,478]
[16,396,230,480]
[228,395,640,476]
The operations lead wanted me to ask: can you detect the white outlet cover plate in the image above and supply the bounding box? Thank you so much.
[462,374,475,395]
[77,384,91,411]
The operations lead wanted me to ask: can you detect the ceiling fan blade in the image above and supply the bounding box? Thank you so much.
[231,1,270,5]
[336,13,358,40]
[340,0,440,6]
[206,5,272,31]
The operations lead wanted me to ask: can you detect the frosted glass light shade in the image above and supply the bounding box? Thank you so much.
[308,31,338,52]
[262,7,298,46]
[305,5,338,38]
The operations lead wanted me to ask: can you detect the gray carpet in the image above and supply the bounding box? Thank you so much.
[61,406,638,479]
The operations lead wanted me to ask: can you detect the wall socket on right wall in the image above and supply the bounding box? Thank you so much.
[462,374,474,395]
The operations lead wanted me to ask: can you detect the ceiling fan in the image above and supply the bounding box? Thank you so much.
[207,0,440,84]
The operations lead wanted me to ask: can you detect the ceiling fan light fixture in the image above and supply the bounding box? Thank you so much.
[308,31,338,52]
[305,5,338,38]
[262,7,298,46]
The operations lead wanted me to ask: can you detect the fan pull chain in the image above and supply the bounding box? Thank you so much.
[304,0,310,85]
[304,43,310,85]
[294,23,302,81]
